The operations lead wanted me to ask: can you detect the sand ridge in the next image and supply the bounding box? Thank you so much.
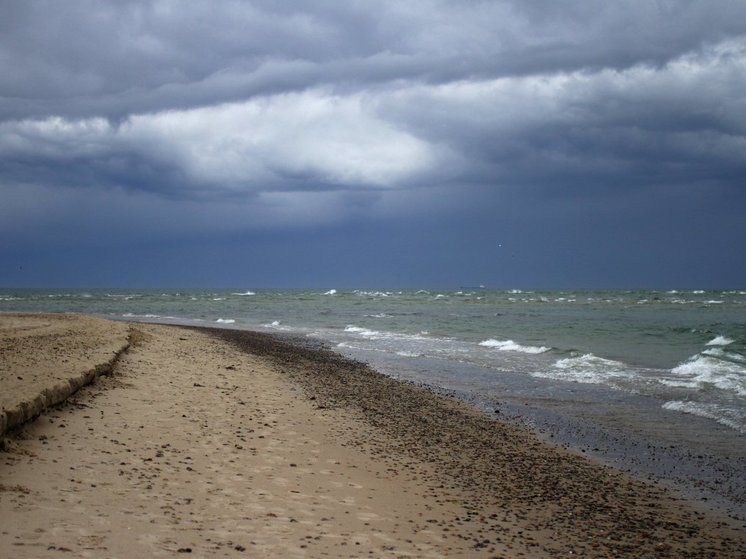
[0,313,130,436]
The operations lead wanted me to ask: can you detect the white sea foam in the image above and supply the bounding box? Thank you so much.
[216,318,235,324]
[532,354,634,386]
[344,325,379,337]
[703,348,746,363]
[396,350,423,357]
[705,300,724,305]
[662,401,744,433]
[354,290,391,297]
[233,291,255,296]
[325,289,337,295]
[707,335,734,346]
[668,356,746,396]
[479,339,549,354]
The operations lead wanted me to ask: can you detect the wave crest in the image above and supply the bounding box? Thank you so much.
[479,338,549,354]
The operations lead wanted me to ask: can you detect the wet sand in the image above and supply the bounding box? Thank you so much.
[1,316,745,557]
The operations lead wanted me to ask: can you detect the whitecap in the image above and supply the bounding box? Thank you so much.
[324,289,337,295]
[396,351,423,358]
[216,318,235,324]
[233,291,256,296]
[703,348,746,363]
[354,290,391,297]
[669,356,746,396]
[707,335,734,346]
[479,338,549,354]
[532,354,634,386]
[344,325,379,337]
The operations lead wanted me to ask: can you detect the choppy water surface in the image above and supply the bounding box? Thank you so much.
[3,287,745,515]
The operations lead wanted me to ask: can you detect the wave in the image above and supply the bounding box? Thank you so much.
[479,338,550,354]
[232,291,255,296]
[344,325,380,338]
[396,350,424,358]
[668,355,746,396]
[354,290,395,297]
[531,354,635,386]
[215,318,236,324]
[662,401,745,433]
[324,289,337,295]
[702,348,746,363]
[707,335,734,346]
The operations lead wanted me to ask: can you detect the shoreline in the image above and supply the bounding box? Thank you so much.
[1,315,745,556]
[197,322,746,521]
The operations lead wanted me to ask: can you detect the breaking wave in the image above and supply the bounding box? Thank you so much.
[479,339,550,354]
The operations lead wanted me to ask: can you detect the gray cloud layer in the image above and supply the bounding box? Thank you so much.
[2,0,745,285]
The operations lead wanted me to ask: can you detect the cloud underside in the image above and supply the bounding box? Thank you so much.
[1,1,745,247]
[3,39,745,196]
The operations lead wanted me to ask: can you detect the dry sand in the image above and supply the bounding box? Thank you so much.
[0,314,130,436]
[1,315,744,558]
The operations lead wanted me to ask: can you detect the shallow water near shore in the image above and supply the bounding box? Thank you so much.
[3,287,745,517]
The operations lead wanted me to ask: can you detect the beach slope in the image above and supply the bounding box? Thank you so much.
[1,317,744,557]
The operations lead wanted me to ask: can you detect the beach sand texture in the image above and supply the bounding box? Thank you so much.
[1,316,744,557]
[0,314,130,437]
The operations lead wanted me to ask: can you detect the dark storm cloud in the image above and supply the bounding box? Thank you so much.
[3,1,745,119]
[1,0,745,286]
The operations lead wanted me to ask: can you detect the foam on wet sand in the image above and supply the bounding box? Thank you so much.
[1,315,744,557]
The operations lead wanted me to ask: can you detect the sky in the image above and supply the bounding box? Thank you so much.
[1,0,745,288]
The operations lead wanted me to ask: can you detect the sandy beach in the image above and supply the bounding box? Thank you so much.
[1,315,744,557]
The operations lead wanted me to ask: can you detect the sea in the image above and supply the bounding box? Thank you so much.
[2,287,745,516]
